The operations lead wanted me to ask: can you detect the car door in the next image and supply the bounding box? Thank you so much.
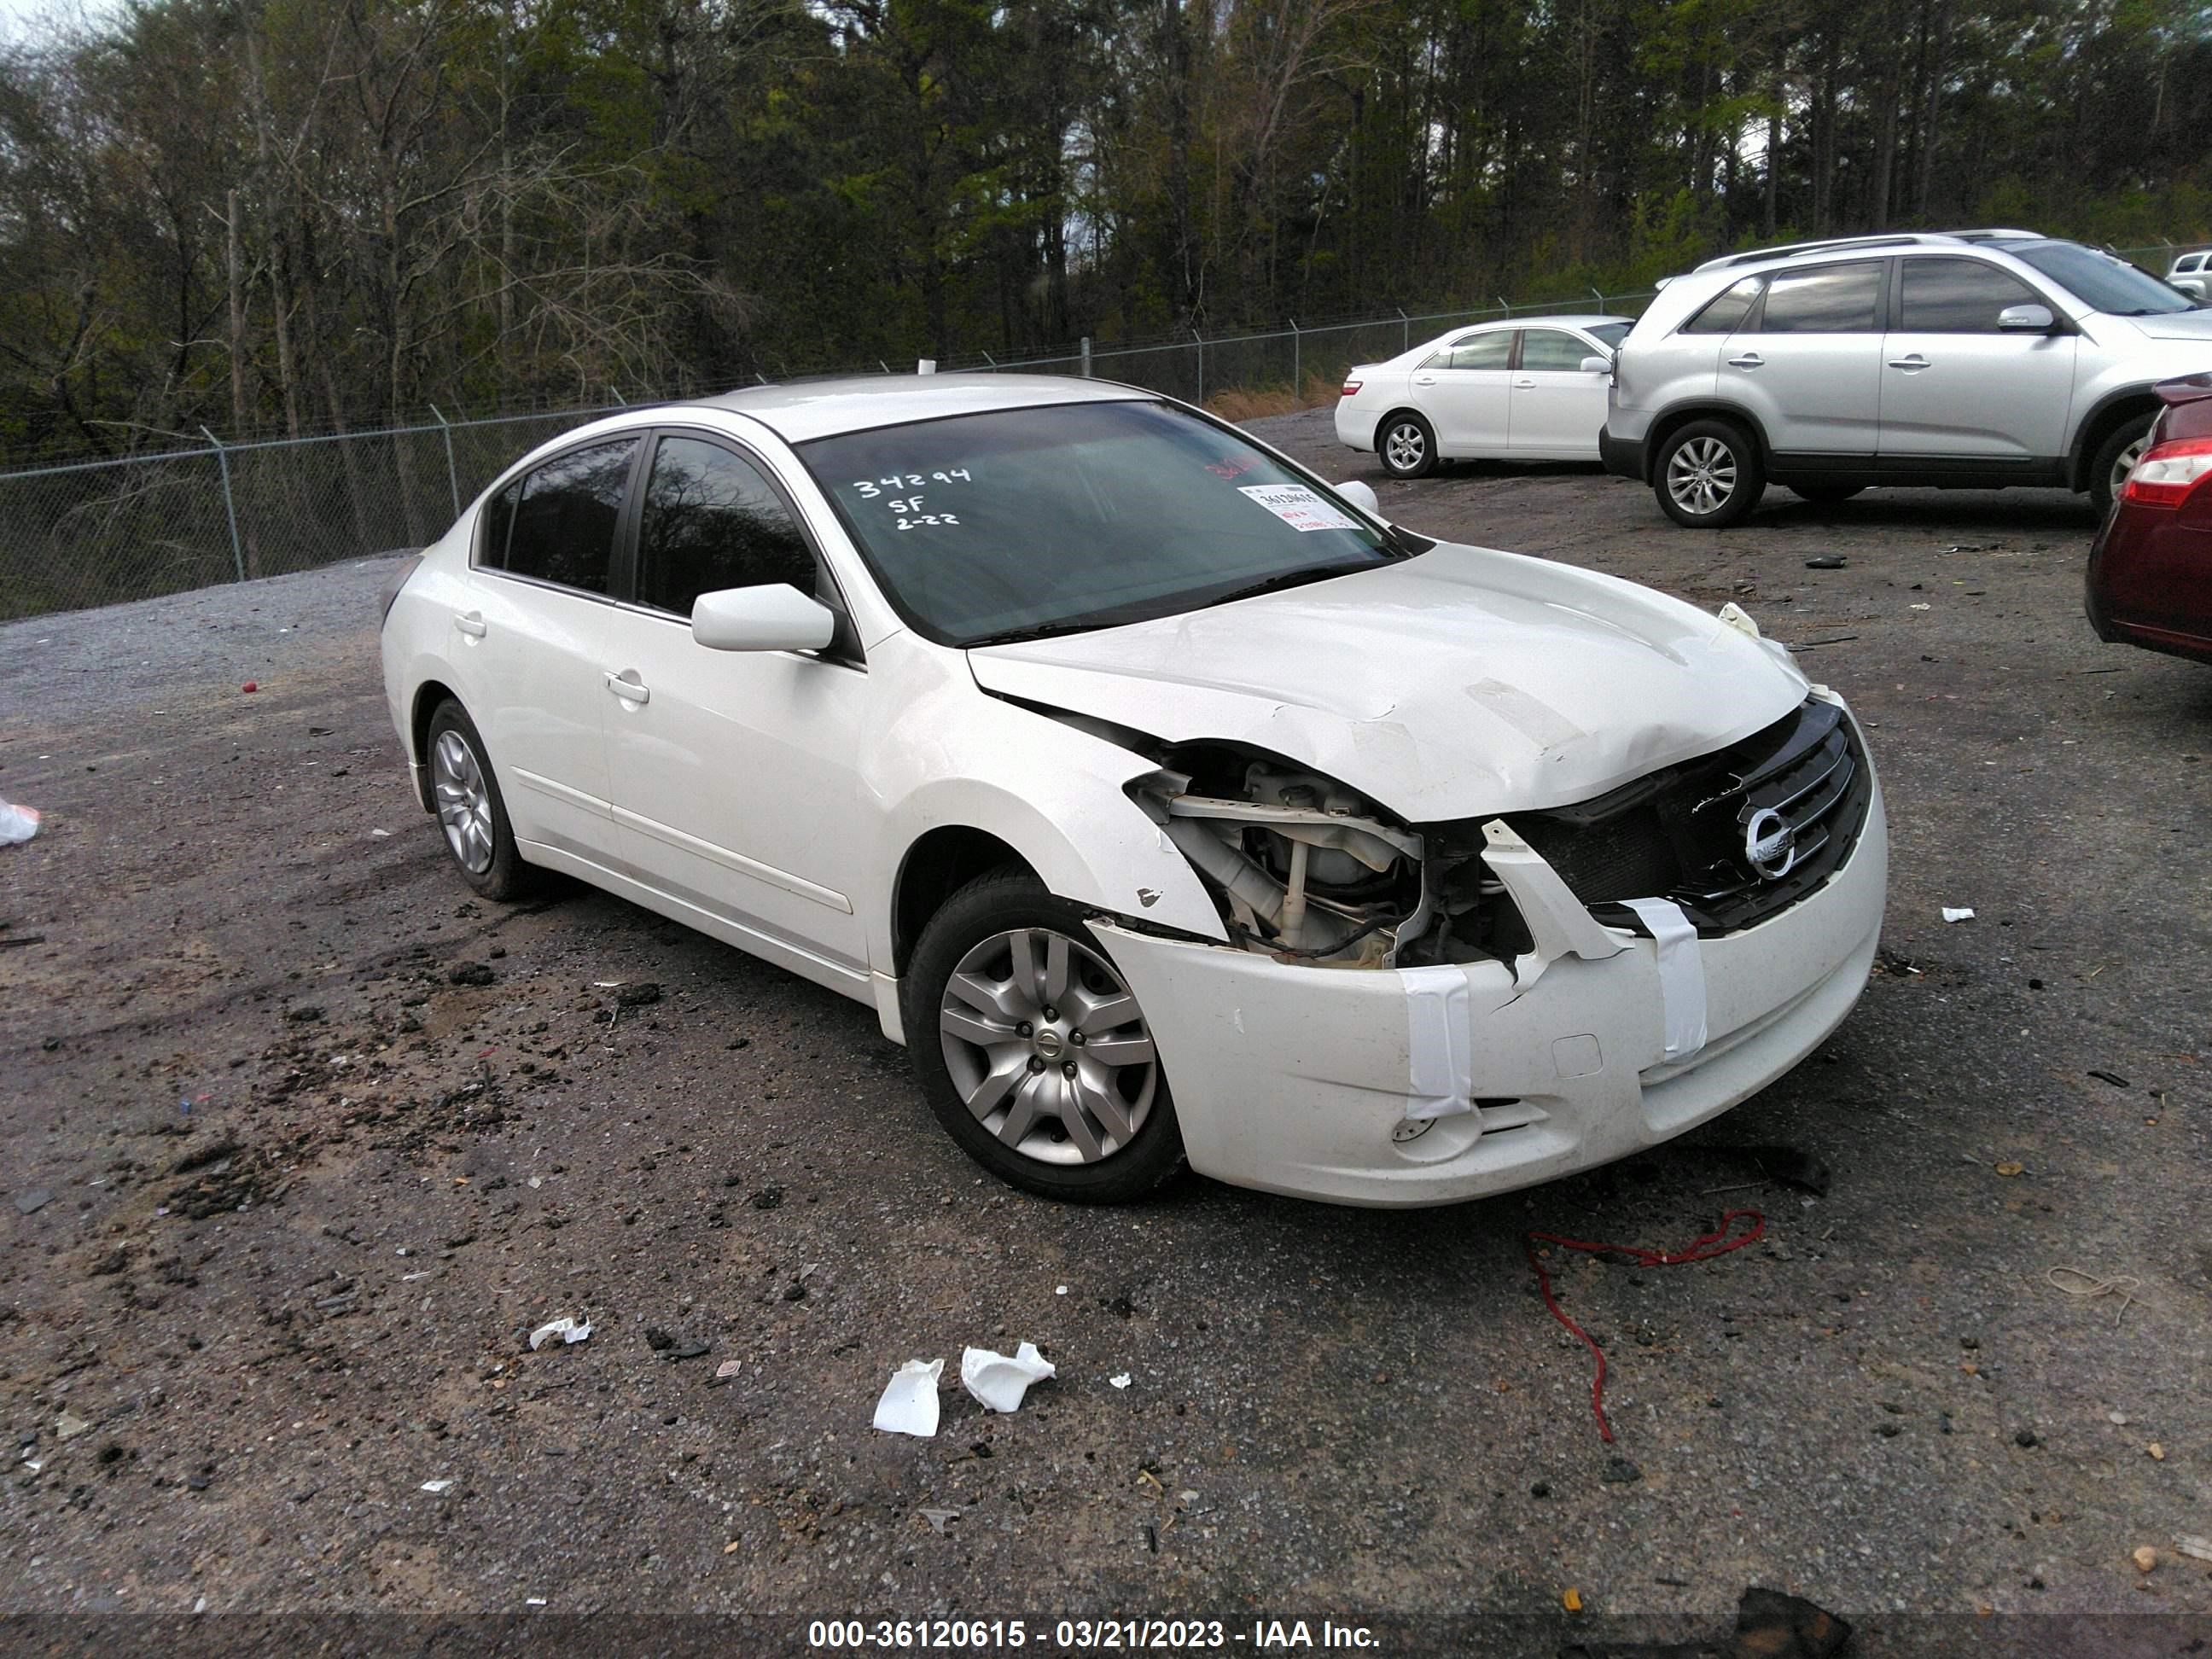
[1411,329,1514,456]
[596,429,874,980]
[1878,256,2077,462]
[1509,327,1609,455]
[459,434,641,866]
[1724,259,1886,457]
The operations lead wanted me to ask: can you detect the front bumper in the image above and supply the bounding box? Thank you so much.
[1092,779,1887,1207]
[1598,422,1646,482]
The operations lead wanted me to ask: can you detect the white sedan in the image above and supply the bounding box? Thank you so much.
[381,374,1886,1207]
[1336,314,1630,478]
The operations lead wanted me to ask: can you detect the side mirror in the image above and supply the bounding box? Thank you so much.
[1334,479,1382,518]
[1579,355,1613,375]
[691,584,836,653]
[1996,303,2058,333]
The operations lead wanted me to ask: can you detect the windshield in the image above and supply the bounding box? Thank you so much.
[1586,320,1632,347]
[2010,241,2197,317]
[797,399,1401,647]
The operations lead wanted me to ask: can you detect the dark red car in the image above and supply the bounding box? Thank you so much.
[2087,372,2212,665]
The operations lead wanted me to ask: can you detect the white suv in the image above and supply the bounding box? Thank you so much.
[1599,230,2212,527]
[2168,251,2209,300]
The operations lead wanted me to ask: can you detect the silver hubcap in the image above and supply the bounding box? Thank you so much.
[1667,435,1738,516]
[1385,422,1426,472]
[433,729,496,876]
[938,928,1158,1166]
[2110,434,2149,501]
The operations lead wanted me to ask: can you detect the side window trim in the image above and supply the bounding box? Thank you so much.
[470,433,648,600]
[630,425,867,668]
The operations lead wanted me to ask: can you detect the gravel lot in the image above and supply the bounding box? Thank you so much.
[2,405,2208,1653]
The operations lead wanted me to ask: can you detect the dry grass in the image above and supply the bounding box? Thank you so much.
[1202,371,1346,422]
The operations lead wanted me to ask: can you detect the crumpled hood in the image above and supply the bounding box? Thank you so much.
[2127,311,2212,343]
[967,543,1809,821]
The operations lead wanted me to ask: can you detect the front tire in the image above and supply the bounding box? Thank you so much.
[425,700,533,900]
[1654,419,1765,527]
[904,870,1184,1202]
[1377,411,1439,479]
[2090,412,2156,520]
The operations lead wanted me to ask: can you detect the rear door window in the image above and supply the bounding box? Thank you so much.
[1756,261,1883,333]
[1424,332,1512,370]
[493,438,640,594]
[1898,259,2041,332]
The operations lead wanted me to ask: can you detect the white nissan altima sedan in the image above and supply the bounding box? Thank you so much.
[381,374,1887,1207]
[1335,314,1630,478]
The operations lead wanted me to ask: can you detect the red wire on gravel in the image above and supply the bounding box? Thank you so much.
[1523,1209,1767,1443]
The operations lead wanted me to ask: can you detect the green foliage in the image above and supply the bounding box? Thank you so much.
[0,0,2207,460]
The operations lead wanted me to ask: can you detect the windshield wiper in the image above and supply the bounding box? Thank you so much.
[963,603,1169,647]
[1202,561,1377,609]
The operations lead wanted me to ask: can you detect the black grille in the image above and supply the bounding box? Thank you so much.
[1506,697,1872,937]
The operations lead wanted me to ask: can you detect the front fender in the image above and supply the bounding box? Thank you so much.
[859,637,1229,978]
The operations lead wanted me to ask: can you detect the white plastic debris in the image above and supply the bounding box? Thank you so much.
[527,1317,591,1351]
[2176,1535,2212,1564]
[918,1507,959,1534]
[873,1359,944,1437]
[959,1343,1056,1413]
[1941,907,1976,923]
[0,801,39,845]
[1109,1373,1132,1390]
[420,1478,455,1494]
[55,1411,90,1441]
[715,1359,743,1380]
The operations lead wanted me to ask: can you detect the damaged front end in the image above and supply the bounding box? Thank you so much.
[1126,749,1531,970]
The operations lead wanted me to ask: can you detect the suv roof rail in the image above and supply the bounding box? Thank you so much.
[1690,228,2052,274]
[1694,235,1934,272]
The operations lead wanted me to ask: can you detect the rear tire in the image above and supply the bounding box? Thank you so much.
[1654,419,1765,528]
[1377,411,1439,479]
[425,700,534,901]
[904,869,1184,1203]
[2089,411,2156,520]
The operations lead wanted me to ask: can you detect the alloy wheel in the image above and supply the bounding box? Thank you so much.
[2110,433,2150,504]
[1384,422,1427,473]
[937,927,1158,1166]
[433,729,496,876]
[1666,435,1738,518]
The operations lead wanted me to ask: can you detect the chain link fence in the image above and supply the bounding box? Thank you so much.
[3,238,2188,620]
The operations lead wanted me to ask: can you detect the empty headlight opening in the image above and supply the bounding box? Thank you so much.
[1128,742,1527,969]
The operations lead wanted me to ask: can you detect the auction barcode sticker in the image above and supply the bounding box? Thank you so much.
[1237,484,1359,533]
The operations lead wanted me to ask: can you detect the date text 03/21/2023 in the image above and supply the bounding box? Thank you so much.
[805,1618,1380,1650]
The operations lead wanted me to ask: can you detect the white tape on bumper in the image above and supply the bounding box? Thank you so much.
[1620,897,1707,1062]
[1402,964,1474,1120]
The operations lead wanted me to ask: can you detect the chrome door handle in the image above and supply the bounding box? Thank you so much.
[606,672,649,706]
[454,612,487,638]
[1726,352,1764,370]
[1887,355,1930,370]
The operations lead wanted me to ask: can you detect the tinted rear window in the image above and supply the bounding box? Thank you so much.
[501,439,639,594]
[1682,276,1762,335]
[1757,262,1883,333]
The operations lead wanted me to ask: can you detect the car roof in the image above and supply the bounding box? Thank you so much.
[688,372,1149,443]
[1438,312,1621,335]
[1690,230,2045,274]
